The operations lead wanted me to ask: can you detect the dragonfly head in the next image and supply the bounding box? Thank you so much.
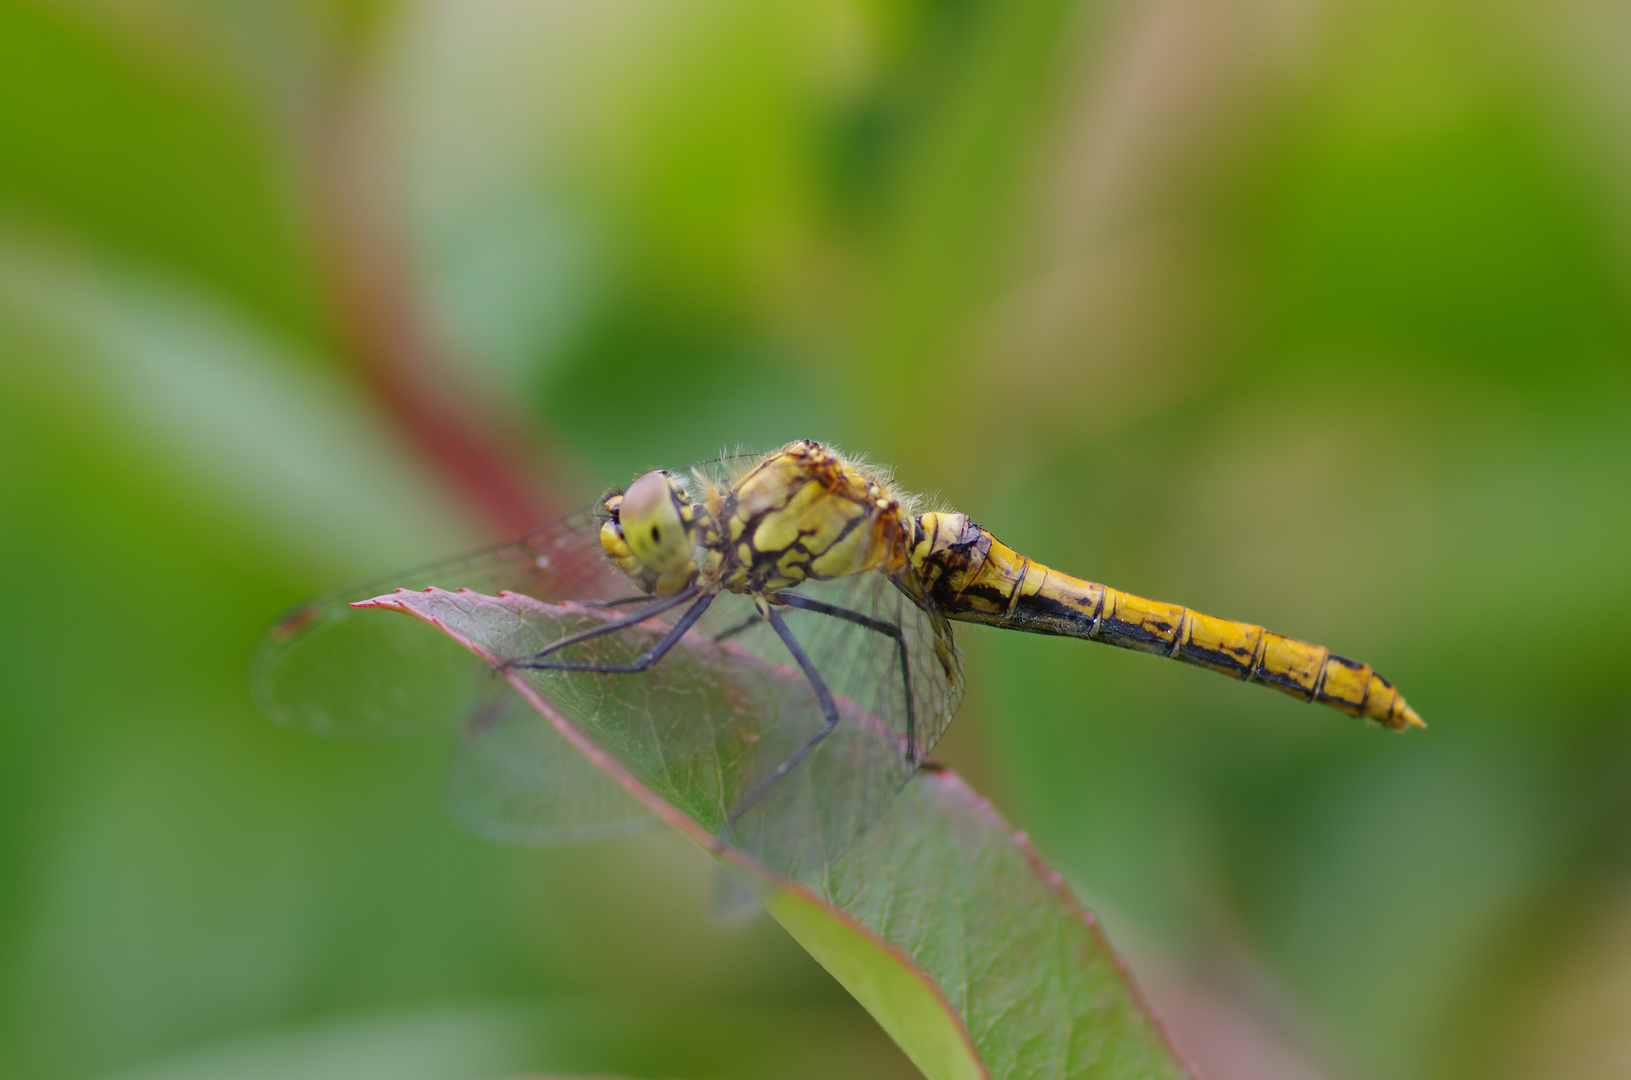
[601,470,699,595]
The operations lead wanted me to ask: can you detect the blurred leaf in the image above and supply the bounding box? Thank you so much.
[1270,100,1631,381]
[94,999,919,1080]
[358,587,1190,1080]
[0,227,472,577]
[0,0,326,343]
[95,1004,546,1080]
[858,0,1085,474]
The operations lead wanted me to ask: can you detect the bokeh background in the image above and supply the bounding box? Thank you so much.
[3,1,1630,1078]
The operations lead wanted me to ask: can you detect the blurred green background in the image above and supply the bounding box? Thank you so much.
[3,1,1630,1078]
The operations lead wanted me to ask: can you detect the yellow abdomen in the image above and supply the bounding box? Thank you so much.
[911,512,1423,731]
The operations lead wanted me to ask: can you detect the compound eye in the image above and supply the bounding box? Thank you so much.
[620,470,691,573]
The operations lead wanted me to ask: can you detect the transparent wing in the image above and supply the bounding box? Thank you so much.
[251,510,659,844]
[251,510,621,739]
[448,688,653,845]
[709,565,964,874]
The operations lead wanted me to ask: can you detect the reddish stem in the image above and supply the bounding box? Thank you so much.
[312,89,572,539]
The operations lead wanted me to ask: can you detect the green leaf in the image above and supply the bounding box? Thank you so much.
[0,228,473,576]
[97,999,908,1080]
[363,587,1191,1080]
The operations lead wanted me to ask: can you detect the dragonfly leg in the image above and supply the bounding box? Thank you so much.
[507,591,715,674]
[725,606,841,834]
[769,592,918,764]
[502,586,701,668]
[584,595,660,609]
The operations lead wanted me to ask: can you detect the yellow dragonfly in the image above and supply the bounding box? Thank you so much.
[255,440,1419,870]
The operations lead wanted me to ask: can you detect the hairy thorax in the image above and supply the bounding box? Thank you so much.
[701,442,911,594]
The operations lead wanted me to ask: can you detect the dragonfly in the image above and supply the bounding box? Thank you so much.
[254,440,1421,873]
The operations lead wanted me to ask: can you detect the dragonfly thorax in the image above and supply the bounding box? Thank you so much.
[707,442,910,594]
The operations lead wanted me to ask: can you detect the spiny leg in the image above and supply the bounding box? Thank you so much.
[769,592,918,763]
[506,589,713,674]
[725,605,841,835]
[502,586,699,668]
